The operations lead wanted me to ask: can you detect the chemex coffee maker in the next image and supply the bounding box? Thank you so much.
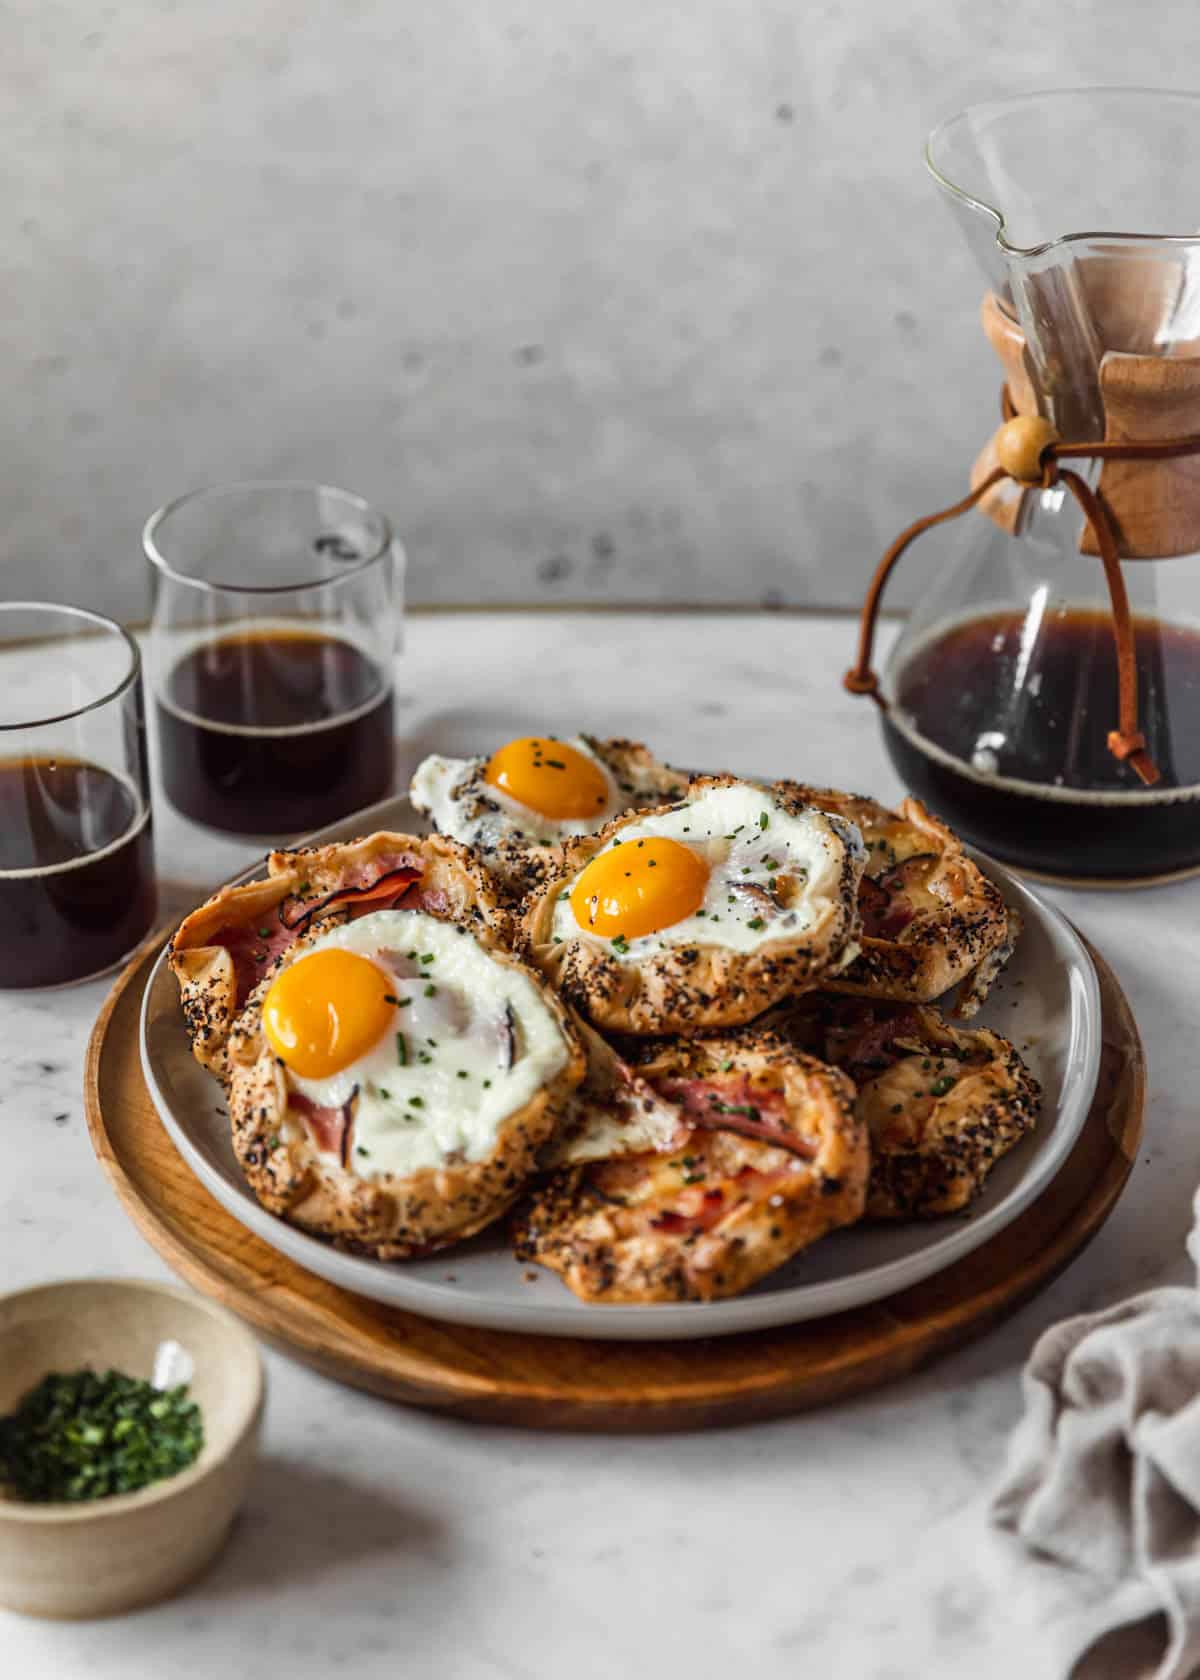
[846,89,1200,886]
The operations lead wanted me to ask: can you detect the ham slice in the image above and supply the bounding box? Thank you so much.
[211,917,298,1010]
[279,859,423,934]
[652,1074,816,1159]
[214,855,427,1008]
[289,1088,358,1163]
[834,1008,921,1074]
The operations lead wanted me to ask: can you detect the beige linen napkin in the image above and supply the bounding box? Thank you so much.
[992,1231,1200,1680]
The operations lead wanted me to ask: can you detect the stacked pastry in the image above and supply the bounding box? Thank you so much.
[170,736,1038,1304]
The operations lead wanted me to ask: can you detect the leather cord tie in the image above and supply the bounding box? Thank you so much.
[844,387,1200,788]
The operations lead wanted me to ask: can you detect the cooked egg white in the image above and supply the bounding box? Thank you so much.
[551,782,864,959]
[410,736,627,848]
[274,910,569,1178]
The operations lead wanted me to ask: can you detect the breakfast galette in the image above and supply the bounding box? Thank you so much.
[522,777,867,1036]
[410,735,687,900]
[770,994,1040,1218]
[775,785,1015,1016]
[512,1029,866,1302]
[170,831,510,1078]
[220,907,584,1257]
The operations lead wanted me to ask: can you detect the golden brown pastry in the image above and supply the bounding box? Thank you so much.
[774,786,1016,1016]
[513,1028,866,1301]
[770,994,1040,1218]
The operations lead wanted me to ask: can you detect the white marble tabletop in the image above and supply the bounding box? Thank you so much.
[3,609,1197,1680]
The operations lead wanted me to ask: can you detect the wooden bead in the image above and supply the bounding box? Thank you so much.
[994,415,1059,485]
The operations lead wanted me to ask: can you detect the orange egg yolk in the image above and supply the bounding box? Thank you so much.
[262,949,395,1079]
[484,737,610,820]
[570,836,710,940]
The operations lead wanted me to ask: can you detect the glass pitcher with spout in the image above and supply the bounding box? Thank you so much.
[862,90,1200,885]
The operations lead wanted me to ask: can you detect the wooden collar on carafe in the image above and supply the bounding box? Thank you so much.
[845,295,1200,788]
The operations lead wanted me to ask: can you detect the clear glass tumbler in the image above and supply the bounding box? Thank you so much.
[0,602,156,988]
[144,481,403,838]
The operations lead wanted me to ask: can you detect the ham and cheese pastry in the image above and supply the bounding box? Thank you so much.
[513,1029,867,1302]
[770,994,1040,1218]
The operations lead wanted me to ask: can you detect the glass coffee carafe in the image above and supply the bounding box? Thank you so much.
[873,90,1200,885]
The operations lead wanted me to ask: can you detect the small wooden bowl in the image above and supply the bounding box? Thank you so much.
[0,1278,264,1618]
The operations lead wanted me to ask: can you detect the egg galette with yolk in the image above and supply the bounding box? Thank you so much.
[522,776,868,1036]
[223,906,584,1258]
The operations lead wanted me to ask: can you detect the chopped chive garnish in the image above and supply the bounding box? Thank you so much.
[395,1032,407,1065]
[0,1368,204,1502]
[759,812,769,830]
[747,916,765,930]
[424,983,437,997]
[420,953,435,965]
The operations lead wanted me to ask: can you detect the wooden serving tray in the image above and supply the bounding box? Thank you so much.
[84,931,1144,1432]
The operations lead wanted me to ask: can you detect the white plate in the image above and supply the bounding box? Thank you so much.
[140,794,1101,1342]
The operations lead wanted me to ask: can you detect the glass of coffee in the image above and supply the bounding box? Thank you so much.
[0,602,156,988]
[144,482,402,837]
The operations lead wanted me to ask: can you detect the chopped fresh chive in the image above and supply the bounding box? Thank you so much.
[357,1146,371,1157]
[408,1095,424,1108]
[747,916,765,930]
[383,993,400,1006]
[420,953,435,965]
[0,1368,203,1503]
[483,1078,492,1089]
[395,1032,408,1065]
[719,1059,734,1072]
[930,1076,956,1097]
[759,811,770,830]
[456,1070,469,1080]
[424,983,438,997]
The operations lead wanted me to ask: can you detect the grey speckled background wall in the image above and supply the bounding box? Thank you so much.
[5,2,1199,616]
